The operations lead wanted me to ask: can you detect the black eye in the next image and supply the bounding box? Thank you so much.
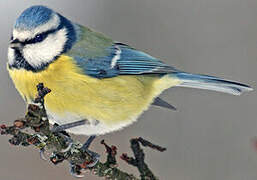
[24,33,47,44]
[34,34,44,43]
[26,34,47,44]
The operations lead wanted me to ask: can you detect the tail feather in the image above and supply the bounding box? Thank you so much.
[174,72,253,95]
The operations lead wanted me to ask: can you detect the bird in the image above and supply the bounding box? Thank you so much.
[8,5,253,136]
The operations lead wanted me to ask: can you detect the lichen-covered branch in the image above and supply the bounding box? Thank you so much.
[0,83,166,180]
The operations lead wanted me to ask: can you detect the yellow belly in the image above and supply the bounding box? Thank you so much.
[8,55,181,134]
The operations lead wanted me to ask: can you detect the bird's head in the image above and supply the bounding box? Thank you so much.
[8,5,77,71]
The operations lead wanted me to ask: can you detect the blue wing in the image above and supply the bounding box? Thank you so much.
[69,43,177,79]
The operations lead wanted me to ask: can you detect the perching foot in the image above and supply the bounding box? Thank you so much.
[81,135,100,167]
[60,136,73,153]
[69,163,84,178]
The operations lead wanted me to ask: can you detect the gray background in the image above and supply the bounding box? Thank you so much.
[0,0,257,179]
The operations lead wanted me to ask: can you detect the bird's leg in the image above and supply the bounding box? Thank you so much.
[50,120,87,153]
[51,120,87,133]
[51,122,99,169]
[81,135,96,150]
[81,135,100,168]
[51,123,73,153]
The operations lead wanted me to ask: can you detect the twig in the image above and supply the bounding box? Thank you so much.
[120,137,166,180]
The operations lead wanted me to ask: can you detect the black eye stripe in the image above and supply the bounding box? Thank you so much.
[12,21,65,45]
[24,28,59,44]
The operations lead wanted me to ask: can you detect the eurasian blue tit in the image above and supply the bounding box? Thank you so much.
[8,5,252,135]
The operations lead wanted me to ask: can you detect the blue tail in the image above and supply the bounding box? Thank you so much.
[174,72,253,95]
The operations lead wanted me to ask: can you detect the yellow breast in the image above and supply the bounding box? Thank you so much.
[8,55,181,126]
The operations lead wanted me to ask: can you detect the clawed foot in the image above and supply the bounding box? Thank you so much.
[84,150,100,168]
[69,151,100,178]
[69,163,84,178]
[53,127,73,153]
[81,135,100,167]
[50,123,100,176]
[60,137,73,153]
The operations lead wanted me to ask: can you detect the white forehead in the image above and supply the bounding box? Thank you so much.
[13,13,60,41]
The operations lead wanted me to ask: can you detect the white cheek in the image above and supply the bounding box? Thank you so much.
[23,28,67,67]
[7,47,15,65]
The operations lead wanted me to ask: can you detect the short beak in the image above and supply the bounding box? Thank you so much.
[9,39,24,50]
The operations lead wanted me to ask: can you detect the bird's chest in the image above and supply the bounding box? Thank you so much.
[7,56,76,102]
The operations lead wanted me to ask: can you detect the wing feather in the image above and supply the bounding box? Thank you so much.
[68,27,177,78]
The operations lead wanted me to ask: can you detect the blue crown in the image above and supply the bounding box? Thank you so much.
[15,5,53,30]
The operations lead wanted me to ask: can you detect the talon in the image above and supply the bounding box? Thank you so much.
[80,136,99,168]
[58,133,73,153]
[40,148,47,161]
[69,164,84,178]
[60,139,73,153]
[85,150,100,168]
[86,158,99,168]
